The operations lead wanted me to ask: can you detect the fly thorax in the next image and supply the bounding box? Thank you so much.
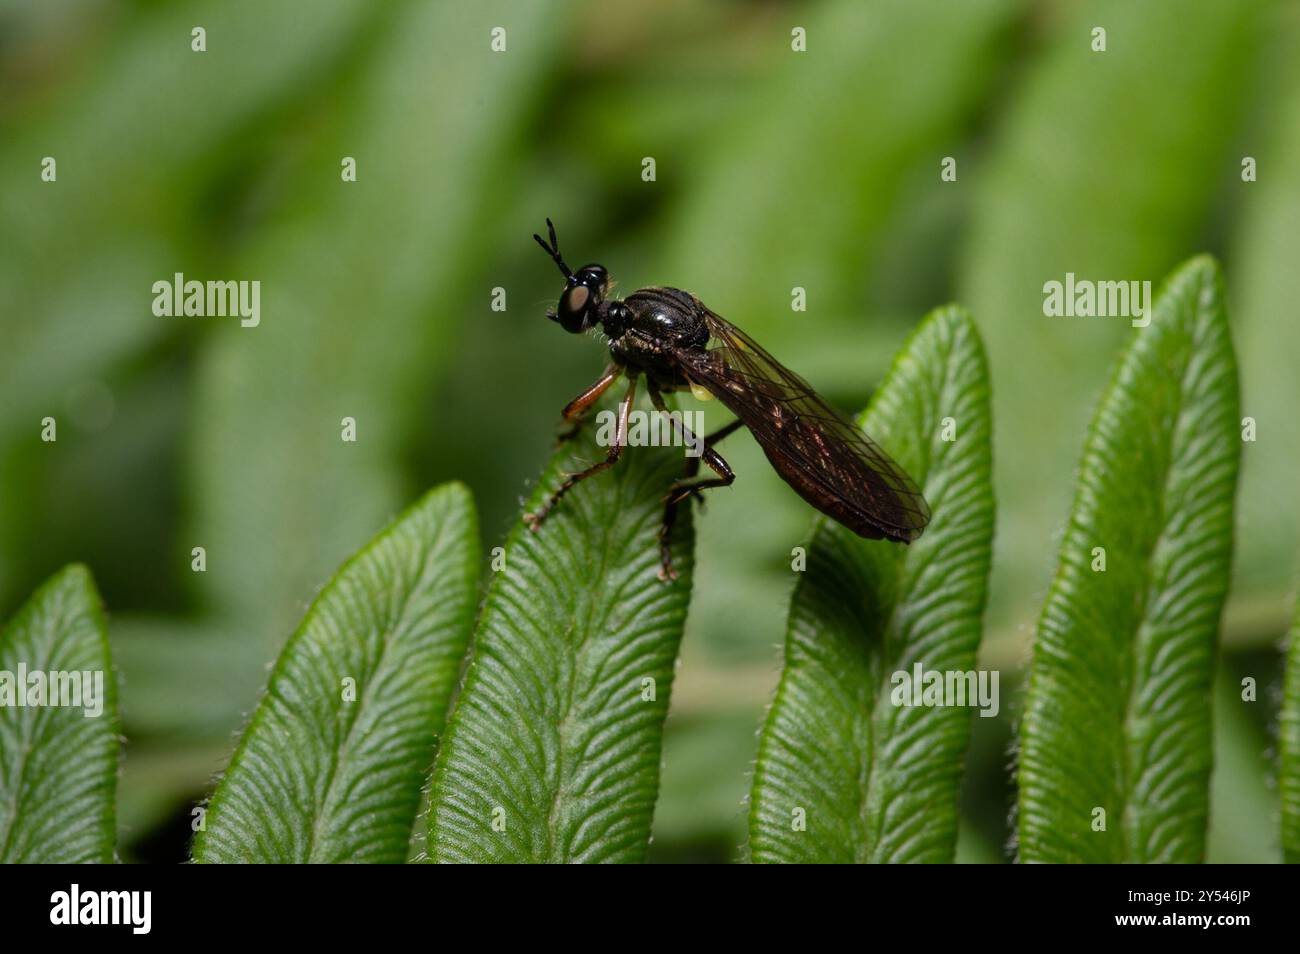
[602,301,630,339]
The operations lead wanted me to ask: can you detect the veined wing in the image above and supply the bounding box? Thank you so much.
[676,307,930,542]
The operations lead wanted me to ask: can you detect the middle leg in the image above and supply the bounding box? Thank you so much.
[648,387,742,580]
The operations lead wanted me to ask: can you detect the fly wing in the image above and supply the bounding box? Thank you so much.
[675,308,930,541]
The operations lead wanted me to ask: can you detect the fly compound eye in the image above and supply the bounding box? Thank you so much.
[558,283,590,333]
[564,283,590,313]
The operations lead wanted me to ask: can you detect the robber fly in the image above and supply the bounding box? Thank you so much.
[526,219,930,581]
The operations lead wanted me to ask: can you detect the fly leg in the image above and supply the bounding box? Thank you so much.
[525,374,636,531]
[556,365,619,444]
[649,387,742,580]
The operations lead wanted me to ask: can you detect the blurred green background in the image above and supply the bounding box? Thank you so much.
[1,0,1297,863]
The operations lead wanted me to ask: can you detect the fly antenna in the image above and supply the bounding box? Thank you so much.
[533,218,572,279]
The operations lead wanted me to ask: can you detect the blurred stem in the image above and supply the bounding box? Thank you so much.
[671,593,1291,715]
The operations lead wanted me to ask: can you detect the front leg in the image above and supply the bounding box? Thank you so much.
[525,374,637,530]
[557,365,619,443]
